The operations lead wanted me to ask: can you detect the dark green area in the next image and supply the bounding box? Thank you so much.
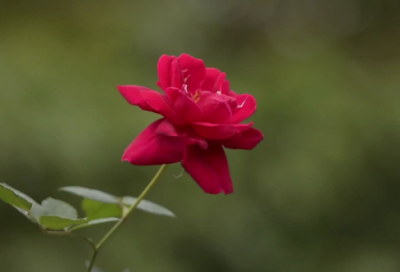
[0,0,399,271]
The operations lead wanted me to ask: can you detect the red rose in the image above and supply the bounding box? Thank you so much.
[118,54,263,194]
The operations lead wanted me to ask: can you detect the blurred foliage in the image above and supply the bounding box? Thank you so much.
[0,0,400,271]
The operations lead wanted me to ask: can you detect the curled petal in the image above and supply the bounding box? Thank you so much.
[118,85,157,112]
[233,122,254,131]
[122,119,184,165]
[156,118,180,136]
[221,80,231,95]
[165,87,203,123]
[117,85,184,125]
[202,68,221,92]
[157,55,175,91]
[202,68,227,93]
[157,119,208,149]
[231,94,257,123]
[178,127,209,149]
[221,127,263,150]
[182,144,233,194]
[182,133,208,149]
[191,123,237,140]
[191,122,253,140]
[197,91,233,124]
[213,73,226,93]
[170,59,183,89]
[178,54,206,93]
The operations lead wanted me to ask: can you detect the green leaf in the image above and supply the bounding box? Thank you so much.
[0,183,32,211]
[40,216,87,230]
[59,186,118,203]
[0,183,45,223]
[41,197,78,219]
[122,269,131,272]
[60,186,175,218]
[69,218,119,231]
[38,198,87,230]
[82,199,122,220]
[28,202,47,222]
[122,196,176,218]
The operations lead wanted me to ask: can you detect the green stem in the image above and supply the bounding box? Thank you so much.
[71,234,97,252]
[86,164,168,272]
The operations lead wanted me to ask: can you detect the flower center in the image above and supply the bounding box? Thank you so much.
[193,91,200,103]
[181,75,200,103]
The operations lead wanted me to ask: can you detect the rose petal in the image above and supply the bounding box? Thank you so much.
[213,73,226,93]
[182,144,233,194]
[170,58,183,89]
[202,68,227,93]
[118,85,156,112]
[177,127,209,149]
[191,122,252,140]
[231,94,257,123]
[157,119,208,149]
[197,91,233,123]
[178,54,206,94]
[122,119,184,165]
[181,132,208,149]
[222,80,231,95]
[156,118,179,136]
[165,87,203,123]
[156,55,175,91]
[117,85,184,125]
[221,127,263,150]
[202,68,220,92]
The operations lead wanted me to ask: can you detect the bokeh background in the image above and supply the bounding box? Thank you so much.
[1,0,400,271]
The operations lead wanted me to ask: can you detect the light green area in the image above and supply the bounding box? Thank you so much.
[0,183,32,211]
[70,218,120,231]
[122,196,176,217]
[61,186,175,217]
[82,199,123,220]
[41,197,78,219]
[39,216,88,230]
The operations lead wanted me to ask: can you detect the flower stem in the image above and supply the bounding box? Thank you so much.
[86,164,168,272]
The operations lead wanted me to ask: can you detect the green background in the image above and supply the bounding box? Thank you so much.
[1,0,400,271]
